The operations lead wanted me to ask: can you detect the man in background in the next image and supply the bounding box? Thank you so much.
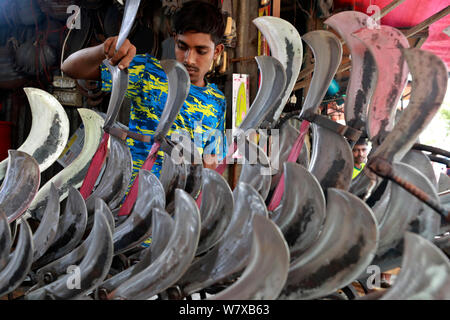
[352,138,369,179]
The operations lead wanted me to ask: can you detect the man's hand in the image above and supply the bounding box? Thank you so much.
[104,36,136,70]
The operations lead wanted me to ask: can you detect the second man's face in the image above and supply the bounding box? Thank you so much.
[174,31,223,87]
[352,144,368,165]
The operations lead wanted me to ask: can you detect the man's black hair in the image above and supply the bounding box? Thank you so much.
[172,1,225,45]
[355,137,368,146]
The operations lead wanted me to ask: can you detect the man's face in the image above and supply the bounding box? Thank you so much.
[174,31,223,87]
[353,144,368,166]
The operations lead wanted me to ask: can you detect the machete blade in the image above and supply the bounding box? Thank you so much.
[352,26,410,146]
[0,150,40,223]
[308,123,354,191]
[109,189,200,300]
[197,168,234,255]
[271,162,326,261]
[113,169,165,255]
[208,214,289,300]
[0,210,11,271]
[324,11,377,131]
[252,16,303,125]
[280,188,378,300]
[0,219,33,297]
[401,149,437,189]
[381,232,450,300]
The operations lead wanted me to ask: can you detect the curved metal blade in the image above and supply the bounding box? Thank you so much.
[0,150,40,223]
[32,187,88,269]
[352,26,410,145]
[369,48,448,162]
[0,210,11,271]
[153,60,190,143]
[252,16,303,125]
[197,168,234,255]
[109,189,200,300]
[401,149,437,189]
[177,182,268,297]
[26,198,114,300]
[237,138,272,201]
[308,123,354,191]
[115,0,141,53]
[0,87,69,180]
[238,55,287,131]
[209,214,289,300]
[98,206,174,295]
[438,173,450,193]
[31,183,60,262]
[270,122,309,191]
[86,135,133,213]
[113,169,165,255]
[324,11,377,131]
[34,198,114,287]
[271,162,326,261]
[381,232,450,300]
[159,152,188,213]
[280,188,378,300]
[300,30,343,119]
[376,162,440,256]
[28,108,104,220]
[0,219,33,297]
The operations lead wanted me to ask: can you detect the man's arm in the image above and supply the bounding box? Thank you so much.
[61,37,137,80]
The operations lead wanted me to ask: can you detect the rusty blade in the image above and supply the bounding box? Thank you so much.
[0,210,11,271]
[300,30,343,119]
[113,169,165,255]
[109,189,200,300]
[32,187,88,270]
[308,123,354,191]
[177,182,268,297]
[0,150,40,223]
[381,232,450,300]
[325,11,377,131]
[0,219,34,297]
[352,26,410,145]
[252,16,303,125]
[31,183,60,262]
[98,206,174,296]
[401,149,437,189]
[26,198,114,300]
[271,162,326,261]
[237,137,272,201]
[197,168,234,255]
[369,48,448,162]
[238,55,287,131]
[85,135,133,213]
[208,215,289,300]
[34,198,114,288]
[280,188,378,300]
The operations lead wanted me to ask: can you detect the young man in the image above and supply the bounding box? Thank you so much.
[61,1,226,181]
[352,138,369,179]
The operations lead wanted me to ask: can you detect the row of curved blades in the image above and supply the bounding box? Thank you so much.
[0,11,449,300]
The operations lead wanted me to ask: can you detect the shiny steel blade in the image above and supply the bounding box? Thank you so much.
[300,30,343,119]
[26,198,114,300]
[438,172,450,193]
[32,187,88,269]
[401,149,437,189]
[381,232,450,300]
[159,152,188,213]
[0,219,33,297]
[325,11,377,131]
[271,162,326,261]
[208,214,289,300]
[280,189,378,300]
[308,123,354,191]
[86,135,132,213]
[177,182,268,297]
[113,169,165,255]
[0,210,11,271]
[197,168,234,255]
[238,55,287,131]
[31,183,60,262]
[109,189,200,300]
[0,150,40,223]
[252,16,303,125]
[352,26,410,145]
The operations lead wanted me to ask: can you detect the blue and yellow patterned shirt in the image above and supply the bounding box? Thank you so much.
[100,54,227,182]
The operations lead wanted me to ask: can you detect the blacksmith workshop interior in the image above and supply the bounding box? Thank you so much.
[0,0,449,302]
